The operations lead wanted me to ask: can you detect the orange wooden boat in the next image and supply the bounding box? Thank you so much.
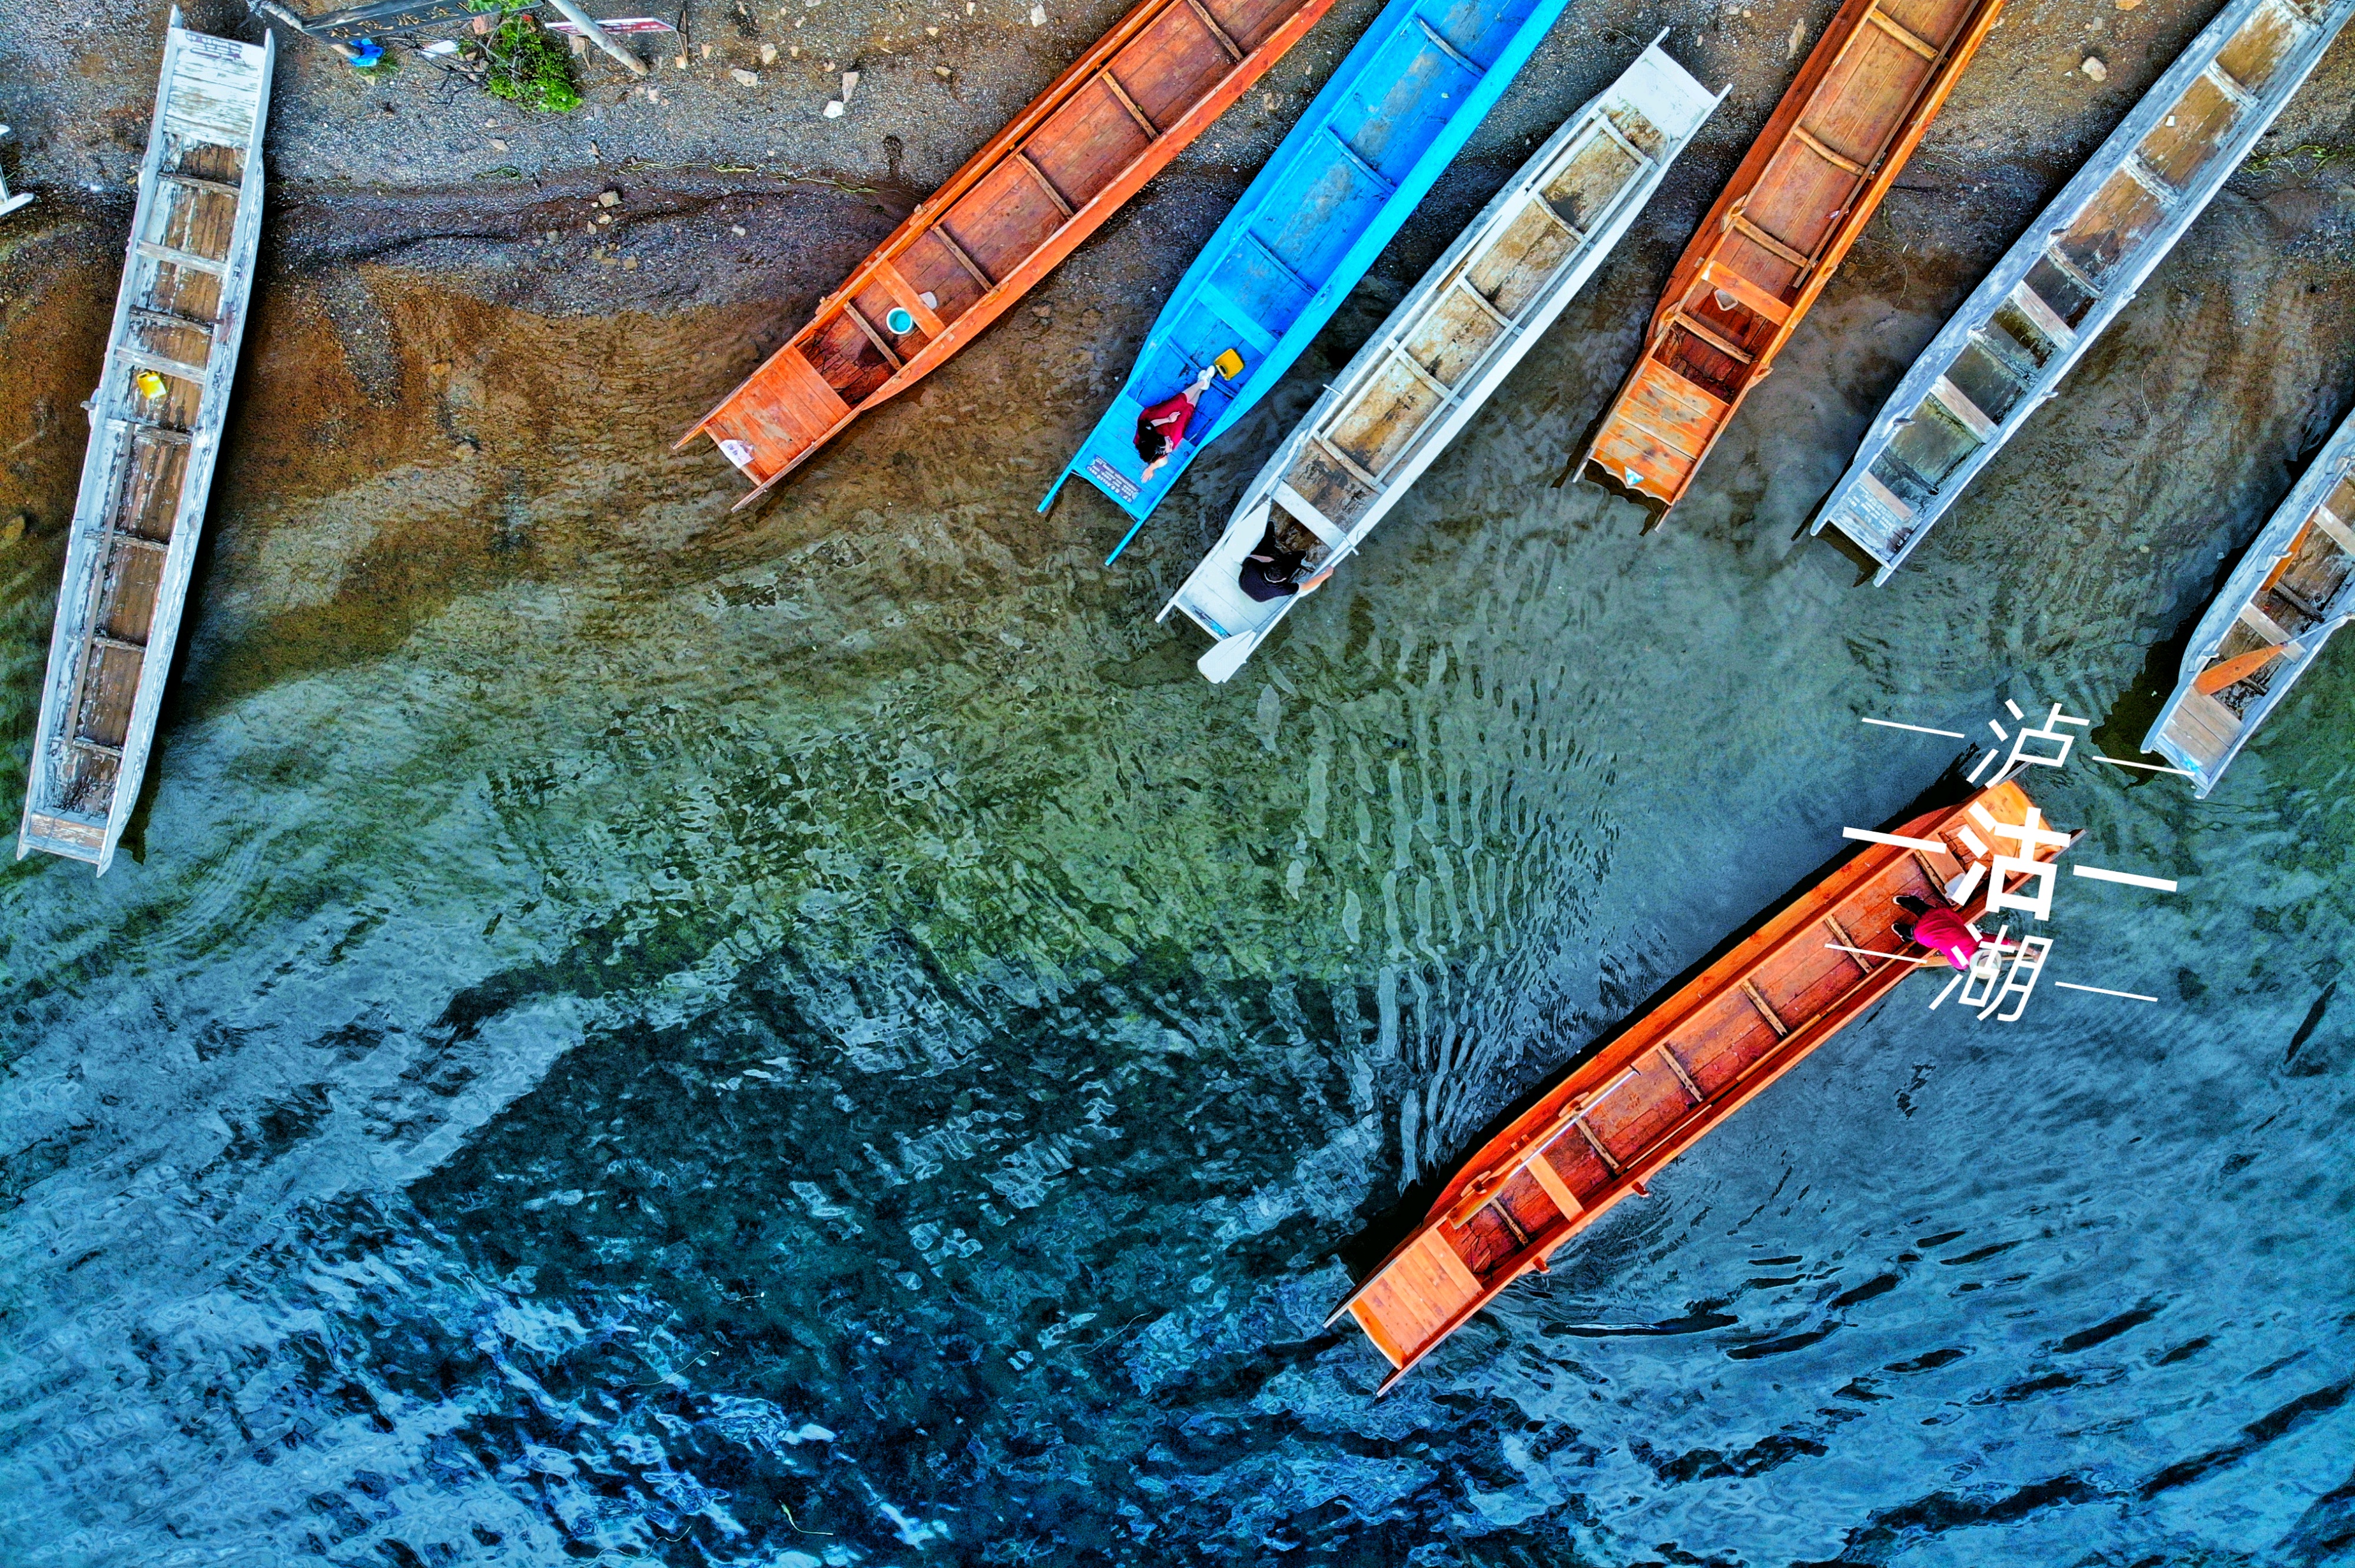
[678,0,1340,506]
[1329,779,2064,1393]
[1575,0,2005,520]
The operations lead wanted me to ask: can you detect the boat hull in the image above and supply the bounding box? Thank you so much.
[2144,404,2355,796]
[1811,0,2355,581]
[1159,38,1723,679]
[677,0,1342,505]
[1575,0,2006,521]
[18,15,272,875]
[1329,779,2063,1393]
[1041,0,1581,553]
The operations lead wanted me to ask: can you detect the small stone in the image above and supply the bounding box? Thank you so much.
[2114,0,2139,8]
[824,99,845,117]
[598,189,621,205]
[2081,54,2107,79]
[926,24,938,33]
[647,87,661,101]
[934,64,951,77]
[0,514,26,547]
[569,35,586,55]
[760,42,777,63]
[588,141,600,158]
[732,67,760,85]
[1029,4,1046,22]
[841,69,858,98]
[701,42,713,58]
[598,214,613,224]
[490,139,508,151]
[731,224,748,235]
[624,257,639,270]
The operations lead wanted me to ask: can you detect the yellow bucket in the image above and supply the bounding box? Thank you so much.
[134,370,167,398]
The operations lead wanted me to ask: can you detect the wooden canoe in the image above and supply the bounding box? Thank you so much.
[1575,0,2006,521]
[1159,38,1723,682]
[1329,778,2063,1394]
[1039,0,1583,556]
[18,13,272,875]
[1812,0,2355,580]
[2144,401,2355,796]
[675,0,1341,506]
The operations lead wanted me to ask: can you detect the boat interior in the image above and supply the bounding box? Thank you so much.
[28,116,250,851]
[1839,0,2322,566]
[1586,0,1997,511]
[2155,466,2355,783]
[1125,0,1557,463]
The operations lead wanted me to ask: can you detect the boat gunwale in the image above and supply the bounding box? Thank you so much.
[1810,0,2355,580]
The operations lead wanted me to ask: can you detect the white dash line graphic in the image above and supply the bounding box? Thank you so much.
[2072,865,2180,892]
[2055,982,2158,1003]
[1862,717,1968,739]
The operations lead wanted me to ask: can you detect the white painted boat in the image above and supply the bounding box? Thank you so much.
[18,13,272,874]
[2144,404,2355,797]
[1157,36,1722,683]
[1809,0,2355,583]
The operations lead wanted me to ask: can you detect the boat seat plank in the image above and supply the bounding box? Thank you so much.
[1523,1153,1584,1218]
[1099,68,1160,135]
[1324,124,1397,194]
[1671,310,1754,366]
[2237,599,2292,644]
[2306,501,2355,557]
[1183,0,1245,60]
[1197,280,1279,356]
[1726,211,1815,272]
[1414,14,1485,75]
[1927,373,1996,440]
[1792,122,1869,176]
[1864,5,1945,62]
[1697,260,1792,324]
[2008,281,2078,347]
[135,239,229,276]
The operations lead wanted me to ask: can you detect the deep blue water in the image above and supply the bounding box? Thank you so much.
[5,58,2355,1568]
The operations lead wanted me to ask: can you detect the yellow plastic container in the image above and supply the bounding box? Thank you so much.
[134,370,167,399]
[1213,348,1245,380]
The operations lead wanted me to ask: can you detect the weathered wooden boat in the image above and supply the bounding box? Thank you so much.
[1040,0,1581,560]
[1160,39,1723,682]
[18,15,271,875]
[1574,0,2006,521]
[1812,0,2355,581]
[676,0,1341,506]
[2144,403,2355,796]
[1330,778,2064,1393]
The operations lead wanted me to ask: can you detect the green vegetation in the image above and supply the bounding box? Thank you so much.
[466,0,583,114]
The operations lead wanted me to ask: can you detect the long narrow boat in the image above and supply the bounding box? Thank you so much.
[675,0,1341,507]
[1574,0,2006,521]
[2144,403,2355,796]
[1812,0,2355,581]
[1330,778,2065,1393]
[1159,39,1723,682]
[18,14,271,875]
[1039,0,1580,559]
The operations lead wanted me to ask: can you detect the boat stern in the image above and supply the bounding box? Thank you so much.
[679,344,854,504]
[1041,393,1190,557]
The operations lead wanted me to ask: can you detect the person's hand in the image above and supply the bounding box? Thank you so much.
[1298,567,1335,594]
[1140,456,1167,481]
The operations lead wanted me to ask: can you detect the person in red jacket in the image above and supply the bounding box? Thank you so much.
[1135,365,1218,481]
[1895,892,1983,969]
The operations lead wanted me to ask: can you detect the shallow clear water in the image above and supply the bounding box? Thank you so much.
[4,138,2355,1567]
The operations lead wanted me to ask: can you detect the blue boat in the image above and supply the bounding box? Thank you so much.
[1039,0,1579,559]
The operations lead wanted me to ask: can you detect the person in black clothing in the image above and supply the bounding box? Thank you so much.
[1238,514,1335,603]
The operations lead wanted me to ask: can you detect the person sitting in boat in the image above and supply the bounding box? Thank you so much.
[1135,365,1218,481]
[1894,892,1982,969]
[1239,515,1336,603]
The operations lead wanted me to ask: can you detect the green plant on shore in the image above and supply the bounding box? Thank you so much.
[465,0,583,114]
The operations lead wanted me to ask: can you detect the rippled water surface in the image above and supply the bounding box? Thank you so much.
[5,75,2355,1567]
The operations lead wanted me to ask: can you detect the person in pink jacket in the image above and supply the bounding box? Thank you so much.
[1895,893,1982,969]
